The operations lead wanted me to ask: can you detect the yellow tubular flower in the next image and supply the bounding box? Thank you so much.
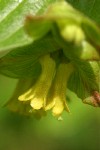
[45,63,73,118]
[18,54,56,110]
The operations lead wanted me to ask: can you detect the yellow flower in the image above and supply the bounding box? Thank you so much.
[18,54,56,110]
[45,63,73,118]
[6,54,73,119]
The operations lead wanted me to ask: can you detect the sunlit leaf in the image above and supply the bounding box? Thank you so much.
[0,0,56,57]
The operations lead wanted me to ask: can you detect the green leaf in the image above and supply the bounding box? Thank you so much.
[67,0,100,24]
[0,0,56,57]
[0,36,59,78]
[68,59,98,100]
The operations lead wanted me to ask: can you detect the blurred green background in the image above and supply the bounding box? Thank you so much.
[0,75,100,150]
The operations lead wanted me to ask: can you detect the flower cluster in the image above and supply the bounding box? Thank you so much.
[7,54,73,119]
[4,0,100,119]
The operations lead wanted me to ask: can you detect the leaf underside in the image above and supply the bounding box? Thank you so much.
[0,36,59,78]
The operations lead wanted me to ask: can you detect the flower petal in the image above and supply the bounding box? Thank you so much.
[52,97,64,117]
[30,97,44,109]
[45,98,55,110]
[18,87,35,101]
